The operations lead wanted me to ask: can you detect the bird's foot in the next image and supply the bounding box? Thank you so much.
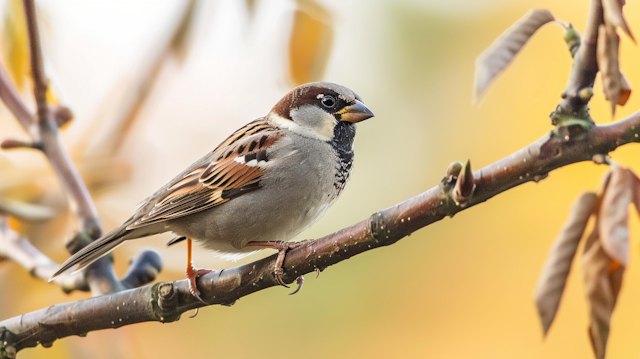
[186,264,212,304]
[245,240,309,289]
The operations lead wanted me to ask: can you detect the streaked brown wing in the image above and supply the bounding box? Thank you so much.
[127,119,283,229]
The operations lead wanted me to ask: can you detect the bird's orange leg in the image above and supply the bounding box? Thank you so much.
[186,238,212,303]
[245,240,308,289]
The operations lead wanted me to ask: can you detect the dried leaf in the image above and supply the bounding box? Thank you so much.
[473,9,556,103]
[618,72,631,106]
[535,192,597,336]
[582,223,624,359]
[599,166,633,265]
[602,0,635,42]
[597,24,622,115]
[288,0,334,86]
[0,198,55,221]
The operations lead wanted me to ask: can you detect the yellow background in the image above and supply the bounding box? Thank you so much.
[2,0,640,358]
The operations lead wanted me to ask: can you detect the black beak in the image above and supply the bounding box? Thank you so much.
[336,100,374,123]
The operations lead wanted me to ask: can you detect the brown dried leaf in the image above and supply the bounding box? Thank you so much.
[599,166,633,265]
[597,24,622,115]
[602,0,635,42]
[473,9,556,103]
[288,0,334,86]
[618,72,631,106]
[535,192,597,336]
[582,223,624,359]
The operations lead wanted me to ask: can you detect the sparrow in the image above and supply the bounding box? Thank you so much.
[51,82,374,302]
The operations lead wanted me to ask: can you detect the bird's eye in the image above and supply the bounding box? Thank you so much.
[320,95,336,108]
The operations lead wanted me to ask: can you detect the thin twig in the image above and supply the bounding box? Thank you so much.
[0,64,32,131]
[2,110,640,355]
[22,0,48,125]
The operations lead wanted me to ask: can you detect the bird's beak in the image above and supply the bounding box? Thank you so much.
[335,100,375,123]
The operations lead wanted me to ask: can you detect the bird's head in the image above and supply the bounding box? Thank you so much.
[269,82,374,141]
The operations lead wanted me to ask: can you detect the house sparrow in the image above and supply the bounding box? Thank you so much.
[51,82,374,302]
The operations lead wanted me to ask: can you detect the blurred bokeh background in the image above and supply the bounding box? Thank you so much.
[1,0,640,358]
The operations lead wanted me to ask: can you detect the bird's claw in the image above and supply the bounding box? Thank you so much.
[186,265,212,304]
[273,241,307,289]
[274,267,289,288]
[245,239,311,291]
[189,308,200,318]
[289,275,304,295]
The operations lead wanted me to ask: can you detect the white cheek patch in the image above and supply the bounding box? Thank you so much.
[269,113,300,131]
[273,108,334,141]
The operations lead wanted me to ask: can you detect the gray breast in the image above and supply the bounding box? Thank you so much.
[170,132,343,255]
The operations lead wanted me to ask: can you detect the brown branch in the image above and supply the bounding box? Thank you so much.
[21,0,102,239]
[0,0,195,297]
[0,0,122,296]
[16,0,117,295]
[2,110,639,356]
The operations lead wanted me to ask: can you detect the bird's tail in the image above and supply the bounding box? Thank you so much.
[50,224,132,280]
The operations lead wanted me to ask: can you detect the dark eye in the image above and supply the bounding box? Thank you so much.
[321,95,336,108]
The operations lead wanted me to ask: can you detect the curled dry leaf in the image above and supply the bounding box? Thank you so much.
[535,192,597,336]
[602,0,635,42]
[288,0,334,86]
[597,24,622,115]
[582,222,624,359]
[472,9,556,103]
[598,166,634,266]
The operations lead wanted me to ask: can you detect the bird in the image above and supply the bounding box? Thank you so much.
[51,82,374,302]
